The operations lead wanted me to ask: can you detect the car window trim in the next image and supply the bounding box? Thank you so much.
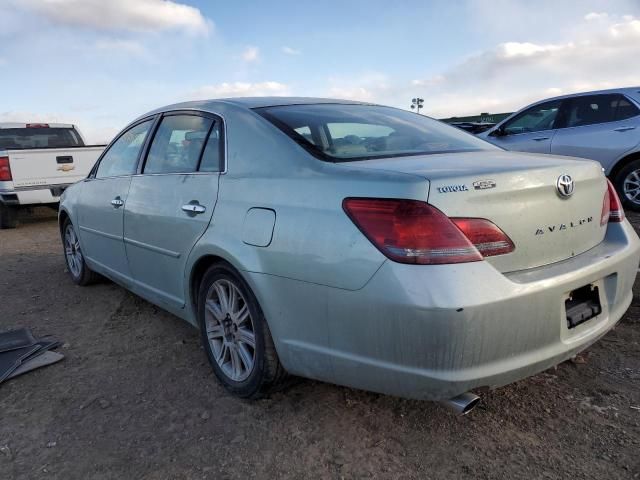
[137,109,227,176]
[88,115,158,180]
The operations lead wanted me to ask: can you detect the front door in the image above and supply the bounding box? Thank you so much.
[488,99,562,154]
[77,119,154,281]
[123,112,224,309]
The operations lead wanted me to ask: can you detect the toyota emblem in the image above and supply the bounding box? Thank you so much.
[556,174,574,198]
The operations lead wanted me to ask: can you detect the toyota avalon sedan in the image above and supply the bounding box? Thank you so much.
[59,98,640,411]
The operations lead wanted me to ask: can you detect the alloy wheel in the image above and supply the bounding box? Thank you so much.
[623,169,640,204]
[204,279,256,382]
[64,224,83,278]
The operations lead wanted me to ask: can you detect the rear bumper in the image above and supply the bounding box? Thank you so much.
[0,184,70,205]
[261,220,640,400]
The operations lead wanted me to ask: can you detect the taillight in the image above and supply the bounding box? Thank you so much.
[0,156,11,181]
[26,123,49,128]
[451,218,515,257]
[607,179,624,222]
[600,187,610,226]
[342,198,514,265]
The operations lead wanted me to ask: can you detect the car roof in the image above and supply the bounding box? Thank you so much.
[216,97,373,109]
[137,97,379,123]
[0,122,74,129]
[535,86,640,103]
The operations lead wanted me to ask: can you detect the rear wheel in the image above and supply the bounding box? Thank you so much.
[62,219,99,285]
[198,263,286,398]
[614,159,640,211]
[0,204,18,229]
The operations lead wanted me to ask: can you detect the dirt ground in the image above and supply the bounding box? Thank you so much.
[1,208,639,480]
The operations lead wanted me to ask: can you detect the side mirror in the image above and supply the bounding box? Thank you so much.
[489,126,506,137]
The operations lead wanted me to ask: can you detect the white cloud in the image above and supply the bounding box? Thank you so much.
[189,81,291,99]
[585,12,609,21]
[282,46,301,55]
[241,46,260,63]
[14,0,211,35]
[95,39,147,57]
[325,14,640,118]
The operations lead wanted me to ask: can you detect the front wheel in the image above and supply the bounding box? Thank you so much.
[614,159,640,212]
[62,219,99,285]
[198,263,286,398]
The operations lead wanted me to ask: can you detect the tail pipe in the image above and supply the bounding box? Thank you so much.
[440,392,481,415]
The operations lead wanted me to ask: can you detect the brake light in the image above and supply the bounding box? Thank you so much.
[343,198,514,265]
[607,179,624,222]
[26,123,49,128]
[451,218,515,257]
[600,187,610,226]
[0,156,11,181]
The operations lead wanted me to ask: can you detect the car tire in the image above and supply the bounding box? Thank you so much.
[614,159,640,212]
[0,204,18,229]
[198,262,287,399]
[62,218,99,286]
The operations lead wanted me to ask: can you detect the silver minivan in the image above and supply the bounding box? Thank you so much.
[479,87,640,210]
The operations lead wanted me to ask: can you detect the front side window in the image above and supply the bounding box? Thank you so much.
[502,101,561,135]
[256,104,497,162]
[144,115,213,174]
[96,120,153,178]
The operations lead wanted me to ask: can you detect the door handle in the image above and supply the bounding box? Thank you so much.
[613,126,636,132]
[532,137,550,141]
[182,203,206,214]
[111,197,124,208]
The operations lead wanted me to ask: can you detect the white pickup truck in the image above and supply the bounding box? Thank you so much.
[0,123,105,228]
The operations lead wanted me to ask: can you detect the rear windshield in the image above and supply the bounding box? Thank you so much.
[255,104,497,161]
[0,127,84,150]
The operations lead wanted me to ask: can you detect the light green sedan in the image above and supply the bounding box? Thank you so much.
[59,98,640,414]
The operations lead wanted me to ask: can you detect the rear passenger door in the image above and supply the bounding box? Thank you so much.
[123,111,224,309]
[550,94,640,166]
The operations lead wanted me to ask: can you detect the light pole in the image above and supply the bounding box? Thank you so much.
[410,97,424,114]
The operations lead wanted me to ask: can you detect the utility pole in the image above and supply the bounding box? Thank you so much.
[410,97,424,114]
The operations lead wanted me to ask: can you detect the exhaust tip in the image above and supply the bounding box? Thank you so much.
[440,392,481,415]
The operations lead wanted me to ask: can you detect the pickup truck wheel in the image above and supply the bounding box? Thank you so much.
[615,159,640,212]
[198,263,287,399]
[0,204,18,229]
[62,219,99,285]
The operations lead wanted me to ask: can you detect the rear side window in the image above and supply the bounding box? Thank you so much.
[613,96,640,121]
[564,94,622,128]
[96,120,153,178]
[198,122,223,172]
[502,101,561,134]
[0,127,83,149]
[144,115,213,174]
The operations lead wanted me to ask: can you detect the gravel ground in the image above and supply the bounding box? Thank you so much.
[1,208,639,479]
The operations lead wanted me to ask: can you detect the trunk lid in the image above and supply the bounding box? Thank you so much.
[6,147,104,188]
[349,151,608,272]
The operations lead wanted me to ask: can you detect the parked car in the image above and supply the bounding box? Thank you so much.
[449,121,496,134]
[0,123,105,228]
[478,87,640,210]
[58,98,639,412]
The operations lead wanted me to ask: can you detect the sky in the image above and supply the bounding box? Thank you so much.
[0,0,639,143]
